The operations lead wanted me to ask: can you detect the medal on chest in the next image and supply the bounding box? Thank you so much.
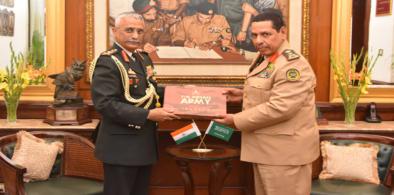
[259,63,275,78]
[258,52,280,78]
[127,68,139,88]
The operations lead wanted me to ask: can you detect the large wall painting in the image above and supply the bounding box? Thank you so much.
[107,0,289,52]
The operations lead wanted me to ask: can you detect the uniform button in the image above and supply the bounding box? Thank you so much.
[135,126,141,130]
[128,124,135,127]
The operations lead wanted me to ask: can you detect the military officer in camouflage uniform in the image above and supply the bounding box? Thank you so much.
[215,9,319,195]
[90,12,179,195]
[172,2,234,51]
[133,0,172,53]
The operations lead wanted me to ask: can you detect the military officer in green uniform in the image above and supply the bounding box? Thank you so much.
[90,12,179,195]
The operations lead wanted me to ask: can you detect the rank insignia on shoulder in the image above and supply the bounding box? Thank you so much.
[283,49,300,61]
[102,49,117,56]
[286,68,300,81]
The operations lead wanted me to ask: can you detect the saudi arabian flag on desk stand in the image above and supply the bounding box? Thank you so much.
[205,121,234,142]
[171,122,201,144]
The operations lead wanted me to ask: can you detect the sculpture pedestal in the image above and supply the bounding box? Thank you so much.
[44,104,91,125]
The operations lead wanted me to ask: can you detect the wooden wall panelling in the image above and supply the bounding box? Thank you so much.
[308,0,333,101]
[65,0,91,101]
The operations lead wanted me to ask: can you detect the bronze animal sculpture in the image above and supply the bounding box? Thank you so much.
[49,60,86,107]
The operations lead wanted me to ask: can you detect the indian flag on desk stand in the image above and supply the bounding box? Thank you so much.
[171,122,201,144]
[205,121,234,142]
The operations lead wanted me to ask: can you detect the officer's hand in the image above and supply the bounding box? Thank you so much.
[184,40,196,48]
[143,43,157,53]
[198,42,212,51]
[225,45,238,53]
[147,108,181,122]
[164,14,179,25]
[236,31,247,42]
[242,2,258,15]
[214,114,235,126]
[223,88,243,103]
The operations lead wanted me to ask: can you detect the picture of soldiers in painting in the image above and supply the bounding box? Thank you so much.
[109,0,288,53]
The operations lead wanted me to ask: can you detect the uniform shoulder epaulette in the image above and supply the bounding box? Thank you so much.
[101,48,117,56]
[282,49,300,61]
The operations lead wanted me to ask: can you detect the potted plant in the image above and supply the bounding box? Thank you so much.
[0,43,31,123]
[330,49,380,124]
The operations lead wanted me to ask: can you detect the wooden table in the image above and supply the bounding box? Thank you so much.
[166,144,240,195]
[319,121,394,136]
[0,119,100,139]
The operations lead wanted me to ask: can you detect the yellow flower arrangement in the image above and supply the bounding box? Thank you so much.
[26,65,46,85]
[0,43,31,123]
[330,49,381,124]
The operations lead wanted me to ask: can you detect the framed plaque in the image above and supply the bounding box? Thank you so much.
[163,86,227,119]
[376,0,392,16]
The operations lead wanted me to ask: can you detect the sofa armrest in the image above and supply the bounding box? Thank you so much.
[63,135,103,181]
[0,152,27,195]
[390,168,394,190]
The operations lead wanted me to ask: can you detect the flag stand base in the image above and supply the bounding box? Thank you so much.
[192,148,213,153]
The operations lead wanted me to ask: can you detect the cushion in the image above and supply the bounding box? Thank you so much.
[11,131,64,182]
[319,141,380,184]
[3,141,63,177]
[328,140,393,182]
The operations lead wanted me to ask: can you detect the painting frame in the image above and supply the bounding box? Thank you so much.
[330,0,394,103]
[376,0,392,16]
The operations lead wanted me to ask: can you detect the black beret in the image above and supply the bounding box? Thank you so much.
[195,2,217,15]
[133,0,155,14]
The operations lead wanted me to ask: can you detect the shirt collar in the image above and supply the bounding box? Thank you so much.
[262,40,291,62]
[115,42,135,61]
